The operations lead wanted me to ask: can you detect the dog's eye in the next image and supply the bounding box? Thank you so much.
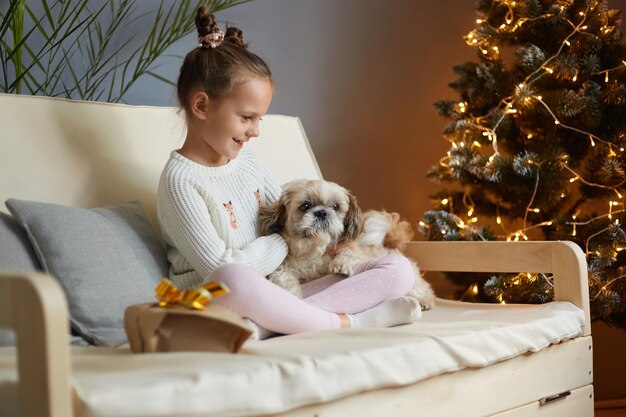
[332,204,340,211]
[299,202,311,212]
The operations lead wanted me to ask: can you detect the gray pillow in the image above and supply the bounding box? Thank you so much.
[0,212,42,271]
[0,212,42,346]
[6,199,168,346]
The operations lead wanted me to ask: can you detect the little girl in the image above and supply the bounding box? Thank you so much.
[157,7,421,338]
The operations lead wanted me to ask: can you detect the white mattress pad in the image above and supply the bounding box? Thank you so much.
[0,299,585,417]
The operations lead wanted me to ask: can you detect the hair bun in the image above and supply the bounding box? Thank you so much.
[195,6,219,37]
[224,26,248,49]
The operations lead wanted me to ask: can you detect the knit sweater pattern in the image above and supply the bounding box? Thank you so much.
[157,149,288,289]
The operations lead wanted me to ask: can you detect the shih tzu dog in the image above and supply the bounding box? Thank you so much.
[259,179,435,310]
[259,179,363,298]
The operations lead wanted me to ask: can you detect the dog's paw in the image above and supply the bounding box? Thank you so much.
[269,272,304,298]
[406,287,436,311]
[328,258,355,277]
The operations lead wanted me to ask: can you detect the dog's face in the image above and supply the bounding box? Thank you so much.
[259,179,363,245]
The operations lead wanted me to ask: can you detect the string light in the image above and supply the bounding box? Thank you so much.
[432,0,626,304]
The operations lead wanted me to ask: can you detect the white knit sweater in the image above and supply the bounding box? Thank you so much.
[157,149,288,289]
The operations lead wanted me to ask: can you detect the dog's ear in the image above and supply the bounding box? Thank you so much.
[342,192,364,242]
[259,196,288,235]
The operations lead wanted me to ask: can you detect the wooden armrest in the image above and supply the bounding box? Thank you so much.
[0,272,73,417]
[404,241,591,336]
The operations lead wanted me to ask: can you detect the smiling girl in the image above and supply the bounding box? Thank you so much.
[156,7,420,339]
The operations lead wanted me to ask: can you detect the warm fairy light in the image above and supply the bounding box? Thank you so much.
[439,4,626,270]
[472,284,479,295]
[419,221,426,227]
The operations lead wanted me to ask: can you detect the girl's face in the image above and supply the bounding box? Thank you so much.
[184,77,273,167]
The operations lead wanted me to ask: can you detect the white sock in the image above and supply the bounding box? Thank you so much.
[244,319,275,340]
[347,296,422,328]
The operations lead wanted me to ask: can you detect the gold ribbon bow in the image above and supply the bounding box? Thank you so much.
[155,278,230,310]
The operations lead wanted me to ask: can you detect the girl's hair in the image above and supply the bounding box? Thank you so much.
[177,7,272,116]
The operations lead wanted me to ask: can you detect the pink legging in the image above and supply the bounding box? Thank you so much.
[208,254,414,334]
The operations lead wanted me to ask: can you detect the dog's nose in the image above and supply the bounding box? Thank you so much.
[313,210,327,220]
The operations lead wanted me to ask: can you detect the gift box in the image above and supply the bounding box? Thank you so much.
[124,279,252,353]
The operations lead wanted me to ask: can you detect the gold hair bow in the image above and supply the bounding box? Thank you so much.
[155,278,230,310]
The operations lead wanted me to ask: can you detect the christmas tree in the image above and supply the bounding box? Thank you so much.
[421,0,626,327]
